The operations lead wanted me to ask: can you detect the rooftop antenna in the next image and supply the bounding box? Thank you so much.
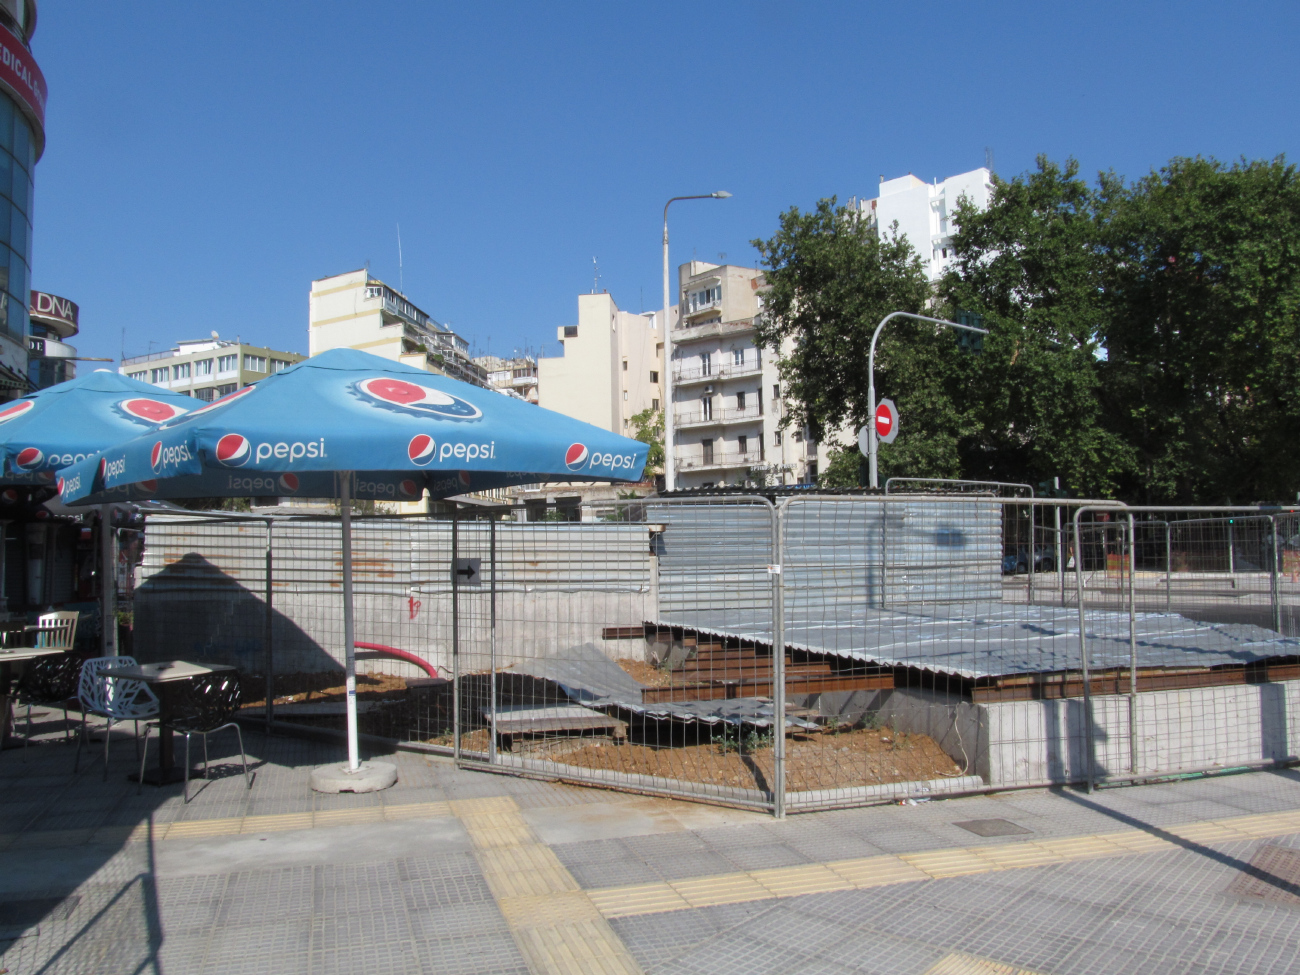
[985,146,994,172]
[397,223,404,294]
[592,256,599,294]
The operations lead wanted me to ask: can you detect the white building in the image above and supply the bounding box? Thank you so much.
[474,354,538,404]
[537,292,663,437]
[669,261,828,490]
[121,337,304,400]
[308,270,488,387]
[859,167,993,281]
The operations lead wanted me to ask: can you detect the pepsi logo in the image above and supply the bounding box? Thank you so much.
[0,488,16,503]
[565,443,589,472]
[120,398,189,424]
[150,442,162,469]
[354,377,482,420]
[215,434,252,467]
[56,477,65,496]
[408,434,436,466]
[399,479,420,498]
[15,447,43,471]
[278,473,299,493]
[0,400,34,424]
[458,470,471,487]
[140,480,157,492]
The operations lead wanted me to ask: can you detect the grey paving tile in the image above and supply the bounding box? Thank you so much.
[417,932,530,975]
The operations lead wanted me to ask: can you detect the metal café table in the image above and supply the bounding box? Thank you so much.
[102,660,236,785]
[0,645,68,748]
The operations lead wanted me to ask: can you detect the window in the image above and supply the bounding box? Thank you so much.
[736,391,746,411]
[774,430,782,447]
[773,384,780,400]
[194,359,213,376]
[623,390,628,401]
[151,367,168,384]
[217,354,238,373]
[701,438,714,465]
[563,325,578,338]
[128,372,147,381]
[271,359,290,373]
[244,355,267,372]
[215,383,238,397]
[652,398,659,410]
[194,387,216,402]
[622,360,628,371]
[793,428,803,443]
[806,461,819,483]
[738,435,748,455]
[733,348,744,366]
[173,362,191,380]
[700,352,711,376]
[649,370,658,383]
[701,394,712,420]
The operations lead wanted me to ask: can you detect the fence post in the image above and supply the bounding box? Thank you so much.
[451,510,460,763]
[264,518,274,736]
[1127,513,1138,776]
[1055,498,1064,607]
[1228,521,1235,575]
[489,516,498,764]
[1271,515,1282,634]
[1073,510,1095,792]
[771,500,786,819]
[1170,522,1180,613]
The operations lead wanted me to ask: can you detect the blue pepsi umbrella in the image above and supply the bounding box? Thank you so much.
[0,370,197,654]
[59,349,648,783]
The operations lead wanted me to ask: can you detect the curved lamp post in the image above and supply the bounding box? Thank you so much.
[866,311,989,488]
[662,191,731,492]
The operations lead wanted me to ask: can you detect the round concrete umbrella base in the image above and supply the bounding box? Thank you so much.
[309,761,398,794]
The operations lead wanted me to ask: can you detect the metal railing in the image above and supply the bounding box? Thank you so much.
[676,448,766,470]
[672,360,762,383]
[675,405,763,427]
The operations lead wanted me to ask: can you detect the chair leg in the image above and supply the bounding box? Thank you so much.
[62,706,71,743]
[133,720,142,764]
[183,733,192,804]
[202,733,210,779]
[74,713,86,772]
[137,726,152,796]
[232,723,251,790]
[103,718,113,782]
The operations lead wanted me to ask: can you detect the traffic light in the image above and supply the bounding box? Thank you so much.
[955,310,985,353]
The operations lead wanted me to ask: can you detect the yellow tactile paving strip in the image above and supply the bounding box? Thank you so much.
[924,953,1045,975]
[587,808,1300,919]
[449,795,643,975]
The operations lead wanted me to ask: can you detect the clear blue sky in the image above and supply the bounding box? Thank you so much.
[29,1,1300,365]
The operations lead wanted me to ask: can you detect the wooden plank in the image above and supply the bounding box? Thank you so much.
[601,626,648,640]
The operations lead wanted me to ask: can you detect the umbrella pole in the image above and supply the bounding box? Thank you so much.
[100,504,116,656]
[341,472,359,772]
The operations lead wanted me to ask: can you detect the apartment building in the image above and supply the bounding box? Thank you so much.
[537,292,663,437]
[309,269,488,387]
[474,354,538,404]
[121,337,304,400]
[857,167,994,281]
[669,261,828,489]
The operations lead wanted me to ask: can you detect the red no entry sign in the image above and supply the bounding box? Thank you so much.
[874,398,899,444]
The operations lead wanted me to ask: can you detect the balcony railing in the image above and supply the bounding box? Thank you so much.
[676,448,766,471]
[674,405,763,428]
[675,316,755,334]
[672,360,762,384]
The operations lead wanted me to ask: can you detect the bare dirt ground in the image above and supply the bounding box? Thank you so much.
[443,726,961,793]
[616,658,672,687]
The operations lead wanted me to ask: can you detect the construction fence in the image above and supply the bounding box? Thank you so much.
[131,495,1300,816]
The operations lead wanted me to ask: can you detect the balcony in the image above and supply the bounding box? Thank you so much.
[672,360,762,385]
[674,316,755,337]
[676,448,766,472]
[675,405,763,429]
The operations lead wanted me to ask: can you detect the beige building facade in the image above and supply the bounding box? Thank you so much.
[537,292,664,437]
[669,261,830,489]
[308,269,488,387]
[121,338,304,401]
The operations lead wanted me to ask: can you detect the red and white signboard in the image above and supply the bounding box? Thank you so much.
[0,23,45,155]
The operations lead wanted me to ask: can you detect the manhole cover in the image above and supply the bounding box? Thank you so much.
[1228,845,1300,906]
[954,819,1032,837]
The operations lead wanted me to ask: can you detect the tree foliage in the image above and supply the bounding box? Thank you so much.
[628,407,665,475]
[757,155,1300,503]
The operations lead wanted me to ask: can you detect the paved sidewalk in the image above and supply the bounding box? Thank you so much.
[3,713,1300,974]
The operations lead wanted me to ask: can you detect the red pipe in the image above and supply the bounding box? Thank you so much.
[354,642,440,679]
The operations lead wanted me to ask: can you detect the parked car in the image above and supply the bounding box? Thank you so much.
[1002,546,1056,575]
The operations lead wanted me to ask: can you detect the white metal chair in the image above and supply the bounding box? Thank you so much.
[75,655,159,780]
[26,611,80,651]
[138,671,252,802]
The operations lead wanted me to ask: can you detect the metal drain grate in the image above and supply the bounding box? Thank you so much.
[1228,845,1300,906]
[954,819,1033,837]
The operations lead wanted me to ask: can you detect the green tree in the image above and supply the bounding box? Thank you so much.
[940,156,1130,498]
[628,407,665,475]
[1097,156,1300,503]
[752,197,938,469]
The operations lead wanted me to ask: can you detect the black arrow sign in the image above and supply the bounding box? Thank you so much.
[456,565,476,579]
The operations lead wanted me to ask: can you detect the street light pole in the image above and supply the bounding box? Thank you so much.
[662,191,731,492]
[866,311,989,489]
